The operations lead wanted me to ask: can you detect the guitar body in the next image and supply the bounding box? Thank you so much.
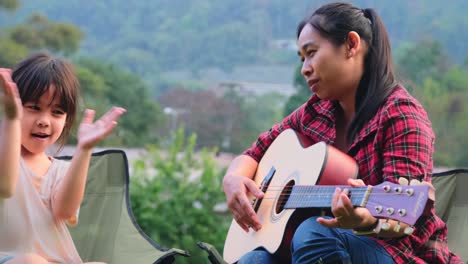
[223,129,359,263]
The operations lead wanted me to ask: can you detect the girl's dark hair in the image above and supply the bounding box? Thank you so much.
[12,52,80,147]
[297,2,396,143]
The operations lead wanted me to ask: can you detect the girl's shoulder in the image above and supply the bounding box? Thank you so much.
[50,157,71,168]
[47,158,71,181]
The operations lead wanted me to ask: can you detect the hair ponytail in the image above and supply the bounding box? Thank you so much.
[350,8,396,143]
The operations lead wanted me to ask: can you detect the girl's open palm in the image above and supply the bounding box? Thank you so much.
[0,68,22,120]
[77,107,126,150]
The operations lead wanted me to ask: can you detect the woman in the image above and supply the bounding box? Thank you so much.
[222,2,462,263]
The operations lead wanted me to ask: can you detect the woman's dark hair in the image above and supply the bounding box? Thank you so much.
[297,2,396,143]
[12,52,80,147]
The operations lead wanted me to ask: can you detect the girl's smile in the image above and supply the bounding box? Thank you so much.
[21,86,67,156]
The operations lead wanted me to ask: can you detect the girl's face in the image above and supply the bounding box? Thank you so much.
[21,85,67,156]
[297,23,363,103]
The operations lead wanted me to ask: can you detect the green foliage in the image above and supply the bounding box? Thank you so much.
[6,0,467,88]
[75,59,164,147]
[396,40,451,85]
[1,0,163,148]
[130,128,230,264]
[1,9,82,65]
[0,0,19,11]
[158,85,286,154]
[0,38,28,66]
[9,13,83,55]
[414,68,468,167]
[230,91,285,153]
[283,63,311,116]
[396,40,468,167]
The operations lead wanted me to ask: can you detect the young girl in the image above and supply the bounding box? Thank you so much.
[0,52,126,264]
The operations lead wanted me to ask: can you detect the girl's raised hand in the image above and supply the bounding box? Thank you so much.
[77,107,126,150]
[0,68,22,120]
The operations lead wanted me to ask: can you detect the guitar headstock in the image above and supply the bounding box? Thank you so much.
[365,180,430,226]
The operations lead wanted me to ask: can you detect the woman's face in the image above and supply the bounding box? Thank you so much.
[297,23,363,102]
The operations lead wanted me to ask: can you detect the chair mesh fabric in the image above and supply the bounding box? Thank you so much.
[57,150,189,264]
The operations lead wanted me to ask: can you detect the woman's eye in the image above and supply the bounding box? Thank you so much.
[306,50,316,56]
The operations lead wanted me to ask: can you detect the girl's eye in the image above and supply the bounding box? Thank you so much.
[26,105,40,111]
[53,109,66,115]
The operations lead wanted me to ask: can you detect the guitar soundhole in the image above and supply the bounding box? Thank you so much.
[275,180,295,214]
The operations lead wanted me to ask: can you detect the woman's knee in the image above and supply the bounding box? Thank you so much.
[238,250,277,264]
[291,216,324,247]
[7,253,48,264]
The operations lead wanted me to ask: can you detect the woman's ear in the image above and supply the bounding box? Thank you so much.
[346,31,361,58]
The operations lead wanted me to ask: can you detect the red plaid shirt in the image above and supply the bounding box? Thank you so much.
[244,86,462,264]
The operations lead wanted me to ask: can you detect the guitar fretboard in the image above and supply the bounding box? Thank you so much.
[283,185,371,209]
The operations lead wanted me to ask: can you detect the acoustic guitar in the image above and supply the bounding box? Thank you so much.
[223,129,433,263]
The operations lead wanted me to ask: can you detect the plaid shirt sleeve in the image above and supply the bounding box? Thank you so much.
[372,93,462,264]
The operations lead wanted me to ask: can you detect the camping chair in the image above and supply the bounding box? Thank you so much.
[200,169,468,264]
[433,168,468,263]
[56,149,190,264]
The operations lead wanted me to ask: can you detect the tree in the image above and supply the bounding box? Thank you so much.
[413,66,468,167]
[0,4,82,65]
[0,38,28,67]
[130,128,230,264]
[395,39,451,87]
[283,63,311,116]
[0,0,19,11]
[158,85,286,154]
[76,59,165,147]
[9,13,83,55]
[158,88,243,151]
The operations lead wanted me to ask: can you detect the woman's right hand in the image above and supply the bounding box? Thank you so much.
[223,174,264,232]
[0,68,22,120]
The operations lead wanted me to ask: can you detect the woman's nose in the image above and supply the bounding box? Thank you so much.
[301,59,313,78]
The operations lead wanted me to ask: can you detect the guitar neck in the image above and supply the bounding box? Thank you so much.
[284,185,370,209]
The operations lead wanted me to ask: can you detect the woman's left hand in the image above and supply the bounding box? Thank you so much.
[317,178,376,229]
[77,107,126,150]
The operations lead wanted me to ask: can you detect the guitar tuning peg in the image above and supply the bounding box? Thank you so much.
[409,179,421,186]
[381,220,391,231]
[398,177,409,186]
[404,226,414,235]
[393,222,401,232]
